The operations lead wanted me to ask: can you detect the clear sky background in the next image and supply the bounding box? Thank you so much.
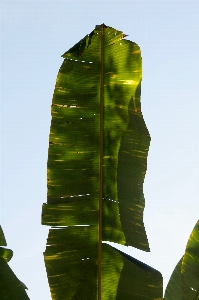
[1,1,199,299]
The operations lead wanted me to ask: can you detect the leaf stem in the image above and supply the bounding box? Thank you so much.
[98,24,104,300]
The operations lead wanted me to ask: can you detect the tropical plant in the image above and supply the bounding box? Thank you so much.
[1,24,198,300]
[0,226,29,299]
[41,24,163,299]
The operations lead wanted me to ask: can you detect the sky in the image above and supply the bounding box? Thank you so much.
[1,1,199,299]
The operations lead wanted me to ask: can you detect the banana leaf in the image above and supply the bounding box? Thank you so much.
[42,24,163,299]
[164,219,199,300]
[0,226,29,299]
[163,257,183,300]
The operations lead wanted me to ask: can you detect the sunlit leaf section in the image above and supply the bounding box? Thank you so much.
[102,31,150,250]
[42,33,101,227]
[0,247,13,262]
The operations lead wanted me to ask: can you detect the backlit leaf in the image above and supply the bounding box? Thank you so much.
[42,24,162,300]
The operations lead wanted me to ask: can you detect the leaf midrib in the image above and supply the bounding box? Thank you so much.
[98,25,104,300]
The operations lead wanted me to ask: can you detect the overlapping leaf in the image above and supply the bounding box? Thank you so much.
[44,228,162,300]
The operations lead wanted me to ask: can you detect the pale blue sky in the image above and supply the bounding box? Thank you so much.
[1,1,199,299]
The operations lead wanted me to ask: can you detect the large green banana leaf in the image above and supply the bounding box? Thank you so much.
[164,219,199,300]
[0,226,29,299]
[42,24,163,299]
